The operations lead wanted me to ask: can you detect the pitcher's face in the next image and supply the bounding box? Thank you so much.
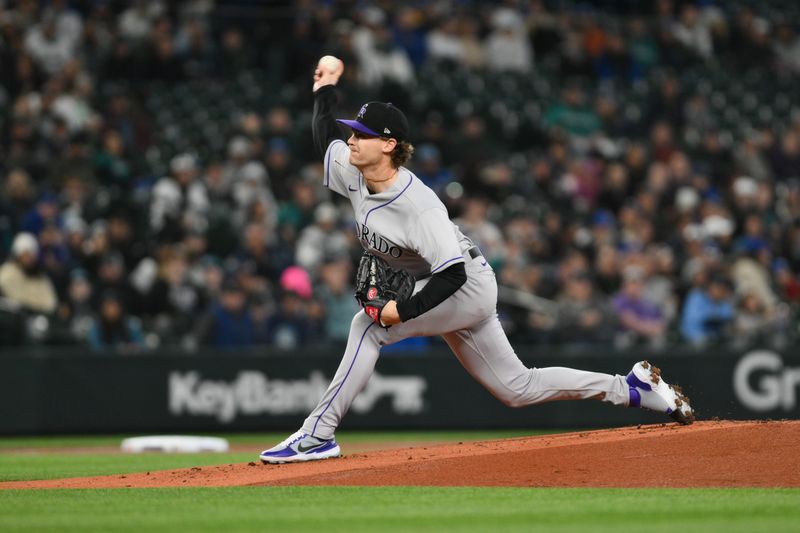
[347,130,396,168]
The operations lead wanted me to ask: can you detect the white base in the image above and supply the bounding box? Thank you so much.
[120,436,229,453]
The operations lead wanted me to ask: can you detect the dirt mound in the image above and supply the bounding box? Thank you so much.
[3,420,798,489]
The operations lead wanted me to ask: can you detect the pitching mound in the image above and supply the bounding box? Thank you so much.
[3,420,798,489]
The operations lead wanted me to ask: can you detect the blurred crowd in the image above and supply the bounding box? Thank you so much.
[1,0,800,353]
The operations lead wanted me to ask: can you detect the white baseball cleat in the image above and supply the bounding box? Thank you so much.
[259,430,341,464]
[627,360,695,425]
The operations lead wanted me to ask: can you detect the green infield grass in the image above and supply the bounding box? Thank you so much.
[0,429,543,450]
[0,430,550,481]
[1,487,798,532]
[2,431,797,532]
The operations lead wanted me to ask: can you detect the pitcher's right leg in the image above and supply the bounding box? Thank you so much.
[441,313,631,408]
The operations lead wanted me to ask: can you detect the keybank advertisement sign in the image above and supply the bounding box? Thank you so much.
[5,350,800,434]
[734,351,800,412]
[169,370,427,423]
[170,352,800,423]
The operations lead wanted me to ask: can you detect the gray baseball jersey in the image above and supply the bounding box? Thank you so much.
[324,139,480,278]
[301,140,631,439]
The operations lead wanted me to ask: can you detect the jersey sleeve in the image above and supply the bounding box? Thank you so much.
[323,139,359,197]
[411,208,465,273]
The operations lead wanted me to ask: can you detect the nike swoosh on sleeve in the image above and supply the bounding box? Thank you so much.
[348,185,358,192]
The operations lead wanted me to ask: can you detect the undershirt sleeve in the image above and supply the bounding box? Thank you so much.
[312,85,344,157]
[315,86,359,197]
[396,262,467,322]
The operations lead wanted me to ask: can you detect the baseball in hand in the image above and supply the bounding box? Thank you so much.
[313,55,344,92]
[318,55,344,75]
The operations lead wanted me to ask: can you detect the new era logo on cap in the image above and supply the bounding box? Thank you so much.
[337,101,409,142]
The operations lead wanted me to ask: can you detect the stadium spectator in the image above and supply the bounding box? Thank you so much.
[263,137,296,192]
[543,87,601,138]
[144,247,202,340]
[0,169,36,240]
[117,0,160,43]
[194,279,255,349]
[412,143,453,195]
[221,136,254,191]
[150,154,209,243]
[485,7,532,73]
[731,234,777,315]
[0,232,57,314]
[770,131,800,180]
[23,11,77,75]
[774,24,800,75]
[260,290,314,349]
[555,271,613,344]
[680,274,735,346]
[295,202,348,276]
[733,290,788,348]
[317,258,360,342]
[393,7,427,67]
[92,251,134,310]
[21,192,61,237]
[612,266,666,348]
[426,18,463,66]
[37,221,70,294]
[57,267,94,342]
[352,7,414,88]
[103,91,152,154]
[1,0,800,351]
[671,3,713,61]
[231,160,277,233]
[87,290,145,353]
[93,130,132,189]
[255,266,322,348]
[453,197,506,268]
[773,258,800,305]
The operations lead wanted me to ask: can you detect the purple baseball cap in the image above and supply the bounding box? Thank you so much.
[337,102,409,142]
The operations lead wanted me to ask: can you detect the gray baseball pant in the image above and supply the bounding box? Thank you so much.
[302,260,631,440]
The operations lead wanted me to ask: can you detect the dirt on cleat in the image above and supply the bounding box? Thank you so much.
[649,363,662,384]
[670,408,695,425]
[669,389,695,425]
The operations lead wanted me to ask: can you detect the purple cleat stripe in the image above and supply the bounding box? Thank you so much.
[628,387,641,408]
[626,371,652,391]
[262,448,298,458]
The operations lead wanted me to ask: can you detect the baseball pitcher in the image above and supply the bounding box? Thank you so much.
[259,56,694,464]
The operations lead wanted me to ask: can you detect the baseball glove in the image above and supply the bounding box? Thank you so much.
[354,252,415,325]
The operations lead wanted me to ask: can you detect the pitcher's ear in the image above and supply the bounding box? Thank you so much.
[382,138,397,154]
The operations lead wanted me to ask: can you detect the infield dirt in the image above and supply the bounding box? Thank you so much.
[2,420,797,489]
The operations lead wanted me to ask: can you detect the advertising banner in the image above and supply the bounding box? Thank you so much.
[0,348,797,434]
